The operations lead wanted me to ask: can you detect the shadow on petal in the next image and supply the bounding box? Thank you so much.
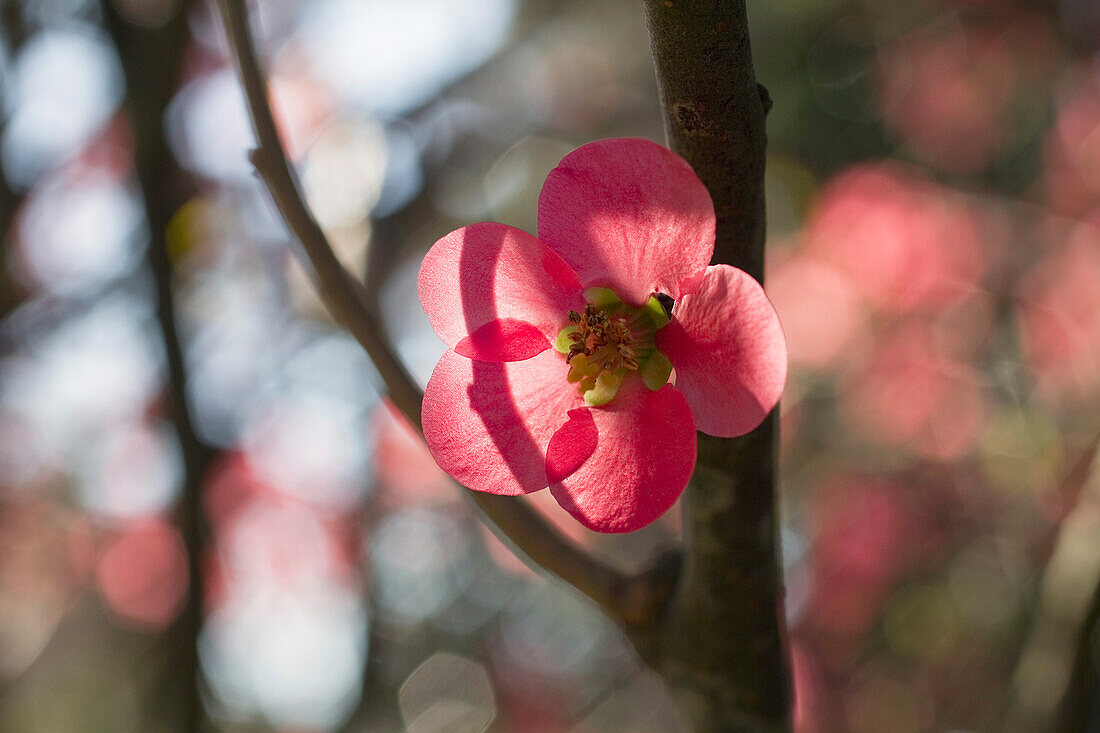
[545,408,599,483]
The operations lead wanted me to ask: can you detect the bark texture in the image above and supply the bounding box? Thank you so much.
[642,3,792,731]
[100,3,213,730]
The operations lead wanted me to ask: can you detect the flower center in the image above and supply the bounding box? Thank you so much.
[554,287,673,406]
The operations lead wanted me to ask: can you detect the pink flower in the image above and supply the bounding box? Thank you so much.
[417,138,787,533]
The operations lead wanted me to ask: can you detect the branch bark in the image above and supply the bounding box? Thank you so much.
[0,13,28,321]
[1001,436,1100,733]
[99,1,213,730]
[644,2,792,731]
[1053,579,1100,733]
[213,0,671,628]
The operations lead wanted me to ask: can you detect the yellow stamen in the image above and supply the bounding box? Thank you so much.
[553,290,676,404]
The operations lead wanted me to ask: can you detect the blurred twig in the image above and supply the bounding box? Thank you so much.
[214,0,670,627]
[1039,435,1100,559]
[99,1,214,730]
[1052,438,1100,733]
[0,129,28,323]
[1055,578,1100,733]
[218,0,424,435]
[643,2,792,731]
[0,5,29,322]
[1001,436,1100,733]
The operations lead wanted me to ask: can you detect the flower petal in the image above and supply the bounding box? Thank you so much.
[455,319,548,362]
[537,138,715,306]
[657,264,787,438]
[418,222,585,361]
[547,379,696,533]
[422,348,583,496]
[544,409,598,484]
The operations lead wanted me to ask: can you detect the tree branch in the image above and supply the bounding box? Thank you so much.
[213,0,667,626]
[1053,578,1100,733]
[0,11,28,322]
[217,0,422,433]
[1000,436,1100,733]
[99,1,213,730]
[644,2,791,731]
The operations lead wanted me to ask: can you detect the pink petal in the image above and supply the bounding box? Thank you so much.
[455,319,548,362]
[422,348,583,496]
[537,138,715,306]
[547,379,697,533]
[657,264,787,438]
[545,409,598,484]
[418,223,585,361]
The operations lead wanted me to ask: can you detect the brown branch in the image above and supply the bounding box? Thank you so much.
[1050,437,1100,733]
[213,0,665,625]
[0,11,28,322]
[99,1,213,731]
[1053,579,1100,733]
[1000,436,1100,733]
[0,136,27,322]
[643,2,791,731]
[217,0,421,433]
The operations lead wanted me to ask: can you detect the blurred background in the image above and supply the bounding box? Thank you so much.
[1,0,1099,731]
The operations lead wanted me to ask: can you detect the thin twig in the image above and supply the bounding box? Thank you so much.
[214,0,661,624]
[1000,436,1100,733]
[0,8,27,322]
[218,0,421,431]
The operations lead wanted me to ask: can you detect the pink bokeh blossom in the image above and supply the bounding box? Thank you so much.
[417,138,787,532]
[768,251,868,370]
[1042,66,1100,218]
[804,164,984,314]
[371,400,453,506]
[841,323,987,460]
[1017,218,1100,406]
[96,519,188,630]
[805,478,932,645]
[876,18,1057,176]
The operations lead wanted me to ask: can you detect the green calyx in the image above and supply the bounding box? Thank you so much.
[640,349,673,391]
[554,288,674,405]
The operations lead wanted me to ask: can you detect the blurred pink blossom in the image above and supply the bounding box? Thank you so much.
[805,164,984,314]
[1017,218,1100,406]
[877,18,1057,175]
[95,519,188,630]
[1043,66,1100,217]
[371,401,453,507]
[841,323,987,459]
[768,251,868,370]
